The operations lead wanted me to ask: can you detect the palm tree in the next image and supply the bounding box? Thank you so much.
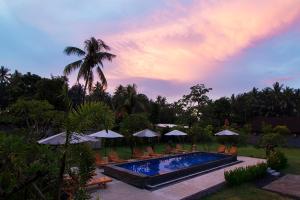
[63,37,116,101]
[0,66,10,85]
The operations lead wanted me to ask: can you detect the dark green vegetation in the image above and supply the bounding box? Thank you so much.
[1,37,300,200]
[267,150,288,170]
[224,163,267,186]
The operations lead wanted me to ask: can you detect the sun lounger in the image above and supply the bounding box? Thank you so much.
[108,151,125,163]
[228,146,238,156]
[146,146,163,157]
[217,145,226,153]
[175,144,188,153]
[190,144,197,152]
[85,176,112,189]
[132,147,151,159]
[95,153,108,167]
[164,144,177,154]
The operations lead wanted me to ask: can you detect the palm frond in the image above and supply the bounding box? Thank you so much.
[64,46,85,56]
[97,39,111,51]
[63,60,83,75]
[96,66,107,90]
[96,52,116,64]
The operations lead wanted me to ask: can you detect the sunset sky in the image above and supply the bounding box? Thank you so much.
[1,0,300,101]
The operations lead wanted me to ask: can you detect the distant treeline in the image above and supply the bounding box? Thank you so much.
[1,67,300,132]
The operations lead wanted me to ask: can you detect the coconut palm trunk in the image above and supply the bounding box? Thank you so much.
[63,37,115,104]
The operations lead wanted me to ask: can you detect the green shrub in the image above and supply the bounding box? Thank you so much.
[224,163,267,186]
[273,125,291,135]
[267,150,287,170]
[259,133,286,147]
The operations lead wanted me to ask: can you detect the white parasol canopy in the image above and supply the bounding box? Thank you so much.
[156,123,189,129]
[165,130,187,136]
[38,132,98,145]
[133,129,160,138]
[89,130,123,138]
[214,129,239,136]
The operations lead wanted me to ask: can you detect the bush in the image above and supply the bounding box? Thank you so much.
[273,125,291,135]
[259,133,286,147]
[261,123,273,135]
[267,150,288,170]
[224,163,267,186]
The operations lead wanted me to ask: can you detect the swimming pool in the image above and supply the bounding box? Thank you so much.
[103,152,238,189]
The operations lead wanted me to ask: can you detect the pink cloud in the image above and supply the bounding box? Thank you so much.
[103,0,300,86]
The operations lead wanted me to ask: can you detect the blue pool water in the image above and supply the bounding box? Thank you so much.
[117,152,226,176]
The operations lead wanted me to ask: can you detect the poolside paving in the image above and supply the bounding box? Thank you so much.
[263,174,300,198]
[89,156,265,200]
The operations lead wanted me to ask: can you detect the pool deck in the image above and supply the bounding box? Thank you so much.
[89,156,265,200]
[263,174,300,198]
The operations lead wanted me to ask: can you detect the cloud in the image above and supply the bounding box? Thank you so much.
[103,0,300,84]
[2,0,300,100]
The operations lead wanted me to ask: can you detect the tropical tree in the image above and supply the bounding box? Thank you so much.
[7,99,64,140]
[0,134,59,200]
[68,84,85,108]
[87,81,112,105]
[177,84,212,127]
[112,84,147,118]
[0,66,10,85]
[63,37,116,100]
[120,113,152,153]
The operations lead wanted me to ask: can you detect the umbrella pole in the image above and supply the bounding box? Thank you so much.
[104,138,107,157]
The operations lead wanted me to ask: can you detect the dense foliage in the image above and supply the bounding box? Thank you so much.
[259,124,288,147]
[1,68,299,135]
[224,163,267,186]
[0,134,59,199]
[267,150,288,170]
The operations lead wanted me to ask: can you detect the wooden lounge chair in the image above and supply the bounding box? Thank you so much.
[175,144,188,153]
[108,151,125,163]
[146,146,163,157]
[85,176,112,189]
[164,144,177,154]
[228,146,238,156]
[132,147,151,159]
[95,153,108,167]
[190,144,197,152]
[217,145,226,153]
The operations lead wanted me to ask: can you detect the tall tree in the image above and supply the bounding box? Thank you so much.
[178,84,212,127]
[63,37,116,101]
[87,81,112,105]
[112,84,147,116]
[0,66,10,85]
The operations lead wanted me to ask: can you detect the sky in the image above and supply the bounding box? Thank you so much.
[1,0,300,101]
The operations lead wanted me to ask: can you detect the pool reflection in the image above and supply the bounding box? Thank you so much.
[118,153,225,176]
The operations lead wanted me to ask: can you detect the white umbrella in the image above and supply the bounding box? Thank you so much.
[156,124,189,129]
[214,129,239,136]
[165,130,187,136]
[156,123,177,128]
[133,129,160,138]
[38,132,98,145]
[89,130,123,138]
[89,130,123,156]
